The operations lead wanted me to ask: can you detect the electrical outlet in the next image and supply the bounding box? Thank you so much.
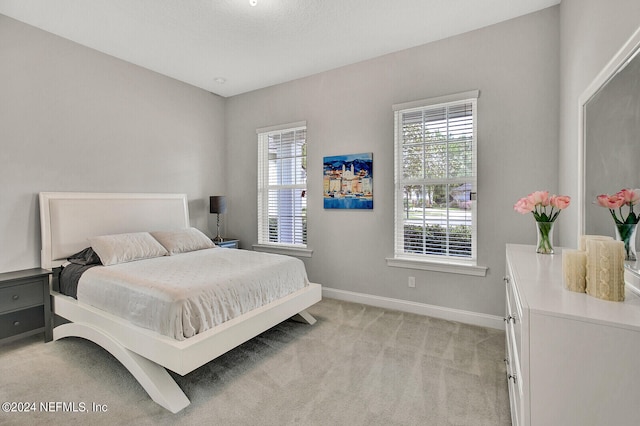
[408,276,416,288]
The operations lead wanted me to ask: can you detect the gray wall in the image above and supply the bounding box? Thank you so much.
[0,15,226,272]
[225,7,560,317]
[558,0,640,247]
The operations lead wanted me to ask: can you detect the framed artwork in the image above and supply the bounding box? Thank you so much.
[323,152,373,209]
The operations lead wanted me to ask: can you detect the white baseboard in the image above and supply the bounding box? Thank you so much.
[321,287,504,330]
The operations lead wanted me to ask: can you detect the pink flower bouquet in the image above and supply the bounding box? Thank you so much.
[514,190,571,254]
[514,191,571,222]
[596,188,640,225]
[596,188,640,260]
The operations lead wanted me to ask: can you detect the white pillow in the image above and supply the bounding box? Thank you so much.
[89,232,168,266]
[150,227,215,255]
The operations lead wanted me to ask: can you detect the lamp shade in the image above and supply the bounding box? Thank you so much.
[209,196,227,214]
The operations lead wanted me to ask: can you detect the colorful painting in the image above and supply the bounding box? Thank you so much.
[323,152,373,209]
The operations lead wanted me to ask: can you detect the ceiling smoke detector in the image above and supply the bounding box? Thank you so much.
[249,0,257,6]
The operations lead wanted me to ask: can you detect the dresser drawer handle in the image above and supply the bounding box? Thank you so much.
[13,321,21,327]
[12,294,19,300]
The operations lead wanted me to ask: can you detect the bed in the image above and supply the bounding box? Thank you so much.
[39,192,321,413]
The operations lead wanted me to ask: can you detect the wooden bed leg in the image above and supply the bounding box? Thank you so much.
[54,322,190,413]
[291,309,317,325]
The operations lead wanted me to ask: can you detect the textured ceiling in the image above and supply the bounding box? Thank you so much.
[0,0,559,97]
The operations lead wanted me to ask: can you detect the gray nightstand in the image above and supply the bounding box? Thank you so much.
[0,268,52,343]
[215,239,239,249]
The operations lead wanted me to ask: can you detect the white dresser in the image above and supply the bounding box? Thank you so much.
[505,244,640,426]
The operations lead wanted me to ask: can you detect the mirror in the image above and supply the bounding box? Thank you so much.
[580,26,640,290]
[579,26,640,238]
[584,51,640,235]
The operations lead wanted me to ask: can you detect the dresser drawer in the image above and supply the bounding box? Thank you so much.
[505,283,523,394]
[0,280,44,313]
[507,364,522,426]
[505,276,522,367]
[506,332,522,426]
[0,306,44,339]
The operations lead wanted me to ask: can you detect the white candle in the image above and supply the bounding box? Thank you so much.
[579,234,613,251]
[585,239,625,302]
[563,249,587,293]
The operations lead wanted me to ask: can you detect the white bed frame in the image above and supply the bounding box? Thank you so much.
[39,192,321,413]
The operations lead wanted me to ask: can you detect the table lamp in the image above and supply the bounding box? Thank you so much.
[209,196,227,243]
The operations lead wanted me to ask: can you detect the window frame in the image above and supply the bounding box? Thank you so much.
[255,121,311,257]
[388,91,486,276]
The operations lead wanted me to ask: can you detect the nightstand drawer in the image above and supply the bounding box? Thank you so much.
[0,269,52,343]
[216,239,239,249]
[0,306,44,339]
[0,280,44,313]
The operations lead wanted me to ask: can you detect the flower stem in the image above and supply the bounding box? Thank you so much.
[536,221,554,254]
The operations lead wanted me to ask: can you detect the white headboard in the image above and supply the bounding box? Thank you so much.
[39,192,190,269]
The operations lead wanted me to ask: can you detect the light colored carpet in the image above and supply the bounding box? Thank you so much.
[0,298,511,425]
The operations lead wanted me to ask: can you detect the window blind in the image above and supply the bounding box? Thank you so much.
[394,94,477,261]
[257,124,307,247]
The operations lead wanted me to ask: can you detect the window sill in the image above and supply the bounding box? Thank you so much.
[252,244,313,258]
[385,256,488,277]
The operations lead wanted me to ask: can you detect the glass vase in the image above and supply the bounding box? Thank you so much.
[536,220,555,254]
[614,222,638,261]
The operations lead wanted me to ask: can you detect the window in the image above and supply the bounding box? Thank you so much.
[257,122,307,248]
[392,91,480,270]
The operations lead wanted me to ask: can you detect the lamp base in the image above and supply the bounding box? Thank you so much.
[213,216,223,243]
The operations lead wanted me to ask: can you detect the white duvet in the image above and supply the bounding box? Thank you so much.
[77,248,309,340]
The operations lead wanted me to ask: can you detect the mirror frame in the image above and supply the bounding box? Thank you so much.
[578,25,640,244]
